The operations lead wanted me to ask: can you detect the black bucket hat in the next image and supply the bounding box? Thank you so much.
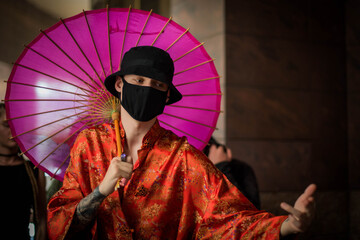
[104,46,182,105]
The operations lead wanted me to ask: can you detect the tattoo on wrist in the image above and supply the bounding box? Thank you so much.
[75,186,107,225]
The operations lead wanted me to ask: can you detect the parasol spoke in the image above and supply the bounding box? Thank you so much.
[60,18,103,88]
[87,98,113,117]
[6,99,91,102]
[83,10,106,81]
[158,120,207,144]
[162,113,217,130]
[107,5,113,74]
[36,118,103,168]
[174,76,221,87]
[20,114,104,156]
[10,110,88,139]
[51,153,70,179]
[135,9,153,47]
[182,93,222,97]
[174,42,204,62]
[50,117,103,178]
[119,6,132,70]
[13,63,93,93]
[25,45,96,93]
[5,105,87,121]
[167,104,223,113]
[92,88,112,113]
[174,59,215,76]
[40,29,100,90]
[151,17,172,46]
[7,81,89,97]
[165,28,189,51]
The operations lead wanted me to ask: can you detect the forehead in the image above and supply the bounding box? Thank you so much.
[124,74,167,84]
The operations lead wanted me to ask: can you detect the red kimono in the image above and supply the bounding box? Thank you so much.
[47,120,287,239]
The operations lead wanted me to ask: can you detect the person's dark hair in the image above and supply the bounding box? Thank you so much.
[203,136,227,156]
[0,103,5,116]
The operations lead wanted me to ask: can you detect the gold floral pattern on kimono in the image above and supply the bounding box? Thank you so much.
[48,120,287,239]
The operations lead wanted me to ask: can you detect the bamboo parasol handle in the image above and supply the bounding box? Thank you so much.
[111,99,123,191]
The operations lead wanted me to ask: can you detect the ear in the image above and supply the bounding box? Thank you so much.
[114,76,123,93]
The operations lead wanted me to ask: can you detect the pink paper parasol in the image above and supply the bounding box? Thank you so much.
[5,7,221,181]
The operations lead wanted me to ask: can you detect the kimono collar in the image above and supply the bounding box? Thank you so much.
[118,119,164,149]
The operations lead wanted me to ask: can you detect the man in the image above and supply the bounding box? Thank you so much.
[47,46,316,239]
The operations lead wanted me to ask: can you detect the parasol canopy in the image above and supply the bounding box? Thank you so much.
[5,7,221,181]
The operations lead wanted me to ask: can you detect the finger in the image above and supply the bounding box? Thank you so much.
[209,144,217,151]
[112,156,121,162]
[303,184,317,198]
[227,148,232,161]
[125,154,133,164]
[119,177,127,187]
[287,215,303,232]
[280,202,302,218]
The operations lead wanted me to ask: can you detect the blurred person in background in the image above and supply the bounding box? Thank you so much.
[0,102,47,240]
[203,136,261,209]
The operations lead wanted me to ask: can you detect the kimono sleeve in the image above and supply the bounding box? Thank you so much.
[184,146,287,239]
[47,130,96,240]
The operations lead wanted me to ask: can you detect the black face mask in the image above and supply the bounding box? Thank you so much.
[120,79,168,122]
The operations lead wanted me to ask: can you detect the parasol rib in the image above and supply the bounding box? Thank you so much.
[159,120,207,144]
[52,154,70,179]
[74,85,109,113]
[83,10,106,81]
[25,45,97,93]
[119,6,131,70]
[10,110,88,139]
[36,118,103,168]
[182,93,222,97]
[135,9,152,47]
[13,63,93,93]
[151,17,172,46]
[174,76,221,87]
[20,114,102,156]
[174,59,215,76]
[50,117,103,179]
[165,28,189,51]
[107,5,113,74]
[7,81,89,97]
[162,113,217,130]
[6,99,91,102]
[87,98,114,117]
[40,30,100,90]
[91,89,113,114]
[60,18,103,88]
[174,42,204,62]
[167,104,223,113]
[6,105,87,121]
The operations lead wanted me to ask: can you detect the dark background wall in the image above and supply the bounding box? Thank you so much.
[347,0,360,239]
[225,0,359,239]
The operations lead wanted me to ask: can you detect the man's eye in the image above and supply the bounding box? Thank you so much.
[135,79,143,83]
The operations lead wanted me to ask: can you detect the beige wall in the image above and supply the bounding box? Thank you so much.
[170,0,226,144]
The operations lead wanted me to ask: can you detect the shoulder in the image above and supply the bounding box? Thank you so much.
[76,123,114,140]
[71,123,114,154]
[159,130,222,178]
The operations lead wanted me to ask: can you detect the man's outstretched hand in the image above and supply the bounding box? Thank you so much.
[280,184,317,237]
